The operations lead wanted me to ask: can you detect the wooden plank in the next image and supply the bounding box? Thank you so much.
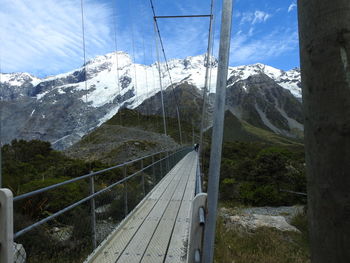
[140,155,195,263]
[116,156,193,262]
[165,153,198,263]
[86,153,190,263]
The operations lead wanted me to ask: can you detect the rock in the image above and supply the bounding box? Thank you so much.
[14,242,26,263]
[228,214,300,232]
[220,206,304,233]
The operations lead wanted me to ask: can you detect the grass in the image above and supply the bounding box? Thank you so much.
[214,213,310,263]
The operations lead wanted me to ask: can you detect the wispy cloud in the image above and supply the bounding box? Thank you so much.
[239,10,272,25]
[288,2,297,13]
[229,28,298,65]
[0,0,113,77]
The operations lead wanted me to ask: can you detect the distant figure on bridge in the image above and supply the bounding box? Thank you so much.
[194,143,199,152]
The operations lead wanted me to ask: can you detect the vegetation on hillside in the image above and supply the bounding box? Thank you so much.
[203,140,306,207]
[2,139,169,262]
[106,108,198,144]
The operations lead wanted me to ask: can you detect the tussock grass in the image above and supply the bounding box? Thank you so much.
[214,216,310,263]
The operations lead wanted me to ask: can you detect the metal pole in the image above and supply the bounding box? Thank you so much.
[192,119,195,145]
[89,176,97,249]
[166,152,170,173]
[141,159,145,197]
[159,153,163,177]
[153,20,167,136]
[203,0,233,262]
[123,166,128,217]
[152,155,155,178]
[176,106,183,145]
[199,1,215,155]
[0,189,13,263]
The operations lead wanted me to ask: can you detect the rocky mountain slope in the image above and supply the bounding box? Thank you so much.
[0,52,302,149]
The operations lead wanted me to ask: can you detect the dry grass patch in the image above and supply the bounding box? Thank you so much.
[214,217,310,263]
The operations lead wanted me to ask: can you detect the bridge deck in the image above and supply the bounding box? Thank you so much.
[85,151,197,263]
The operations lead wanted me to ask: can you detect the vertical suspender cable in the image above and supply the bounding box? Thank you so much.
[129,0,140,125]
[203,0,233,262]
[153,21,168,136]
[150,0,183,144]
[149,34,160,131]
[142,35,150,118]
[80,0,88,106]
[112,0,122,125]
[80,0,92,175]
[199,0,215,155]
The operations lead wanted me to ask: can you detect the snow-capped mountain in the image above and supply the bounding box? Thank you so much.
[0,51,302,149]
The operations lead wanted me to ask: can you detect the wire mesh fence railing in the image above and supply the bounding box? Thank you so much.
[2,146,191,263]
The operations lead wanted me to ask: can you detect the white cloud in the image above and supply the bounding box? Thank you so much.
[288,3,297,12]
[0,0,113,76]
[240,10,271,25]
[253,11,271,24]
[229,28,299,65]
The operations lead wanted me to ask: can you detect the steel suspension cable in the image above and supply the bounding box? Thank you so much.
[142,35,150,118]
[149,0,183,144]
[129,0,140,125]
[149,31,161,131]
[112,0,122,125]
[153,21,168,136]
[80,0,88,105]
[80,0,93,173]
[199,0,215,157]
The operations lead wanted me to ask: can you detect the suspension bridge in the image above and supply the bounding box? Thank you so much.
[2,0,349,262]
[0,0,233,262]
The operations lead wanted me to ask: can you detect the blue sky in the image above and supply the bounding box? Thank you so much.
[0,0,299,77]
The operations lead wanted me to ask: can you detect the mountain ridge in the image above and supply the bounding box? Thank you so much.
[0,51,302,149]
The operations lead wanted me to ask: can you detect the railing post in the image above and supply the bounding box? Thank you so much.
[141,159,145,197]
[187,193,207,263]
[159,153,163,177]
[151,155,155,179]
[166,152,170,173]
[0,188,14,263]
[123,166,128,217]
[89,176,97,249]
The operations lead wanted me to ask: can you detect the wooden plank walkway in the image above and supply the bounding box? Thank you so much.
[85,151,197,263]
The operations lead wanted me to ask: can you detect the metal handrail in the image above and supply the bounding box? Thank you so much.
[195,152,202,195]
[14,147,191,238]
[279,189,307,196]
[14,148,179,202]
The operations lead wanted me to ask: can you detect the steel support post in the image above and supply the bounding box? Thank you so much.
[152,155,155,179]
[176,107,183,145]
[166,152,170,173]
[0,189,13,263]
[199,1,215,163]
[159,153,163,177]
[123,166,128,217]
[141,159,145,197]
[203,0,233,262]
[89,176,97,249]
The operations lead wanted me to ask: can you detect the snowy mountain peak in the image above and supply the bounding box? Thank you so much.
[85,51,132,69]
[228,63,301,98]
[0,72,41,87]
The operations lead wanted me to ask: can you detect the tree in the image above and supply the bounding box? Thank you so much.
[298,0,350,262]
